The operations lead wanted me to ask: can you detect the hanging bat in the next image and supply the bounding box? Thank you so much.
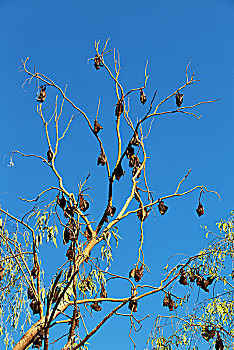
[100,283,107,298]
[31,264,39,279]
[114,163,125,181]
[115,99,123,117]
[137,206,149,221]
[64,205,75,218]
[106,205,116,217]
[179,268,188,286]
[215,332,224,350]
[94,55,103,70]
[189,269,197,282]
[126,144,134,159]
[66,244,74,261]
[196,276,209,292]
[140,88,147,105]
[129,299,138,312]
[32,330,44,349]
[30,298,40,315]
[163,293,175,311]
[47,147,54,163]
[79,193,89,212]
[131,131,140,146]
[97,151,107,166]
[91,301,102,311]
[94,119,103,134]
[196,202,204,217]
[175,90,184,107]
[63,226,70,245]
[129,155,140,168]
[158,200,168,215]
[57,194,66,211]
[37,85,46,103]
[129,265,144,282]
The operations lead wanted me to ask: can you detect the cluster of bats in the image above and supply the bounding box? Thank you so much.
[37,59,190,228]
[179,267,214,291]
[89,283,107,312]
[163,267,215,313]
[56,192,92,262]
[27,57,209,347]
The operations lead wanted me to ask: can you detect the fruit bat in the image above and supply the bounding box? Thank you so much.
[131,131,140,147]
[158,200,168,215]
[100,283,107,298]
[31,265,39,279]
[64,205,75,218]
[30,298,40,315]
[97,151,107,166]
[106,205,116,217]
[140,88,147,105]
[129,265,144,282]
[66,244,74,261]
[94,119,103,134]
[47,147,54,163]
[114,163,125,181]
[94,55,103,70]
[196,276,209,292]
[129,155,140,168]
[129,299,138,312]
[32,330,44,349]
[163,293,175,311]
[179,268,188,286]
[57,194,66,211]
[79,193,89,212]
[115,99,123,117]
[91,301,102,311]
[37,85,46,103]
[126,144,134,159]
[175,90,184,107]
[215,332,224,350]
[196,202,204,217]
[137,206,149,221]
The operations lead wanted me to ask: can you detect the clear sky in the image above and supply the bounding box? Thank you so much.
[0,0,233,349]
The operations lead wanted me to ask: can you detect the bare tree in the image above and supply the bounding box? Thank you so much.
[0,40,219,350]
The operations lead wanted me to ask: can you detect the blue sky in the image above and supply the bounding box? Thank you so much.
[0,0,233,349]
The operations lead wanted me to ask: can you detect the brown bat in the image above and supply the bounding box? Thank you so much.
[37,85,46,103]
[140,88,147,105]
[196,202,204,217]
[115,99,123,117]
[175,90,184,107]
[94,55,103,70]
[47,147,54,163]
[158,200,168,215]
